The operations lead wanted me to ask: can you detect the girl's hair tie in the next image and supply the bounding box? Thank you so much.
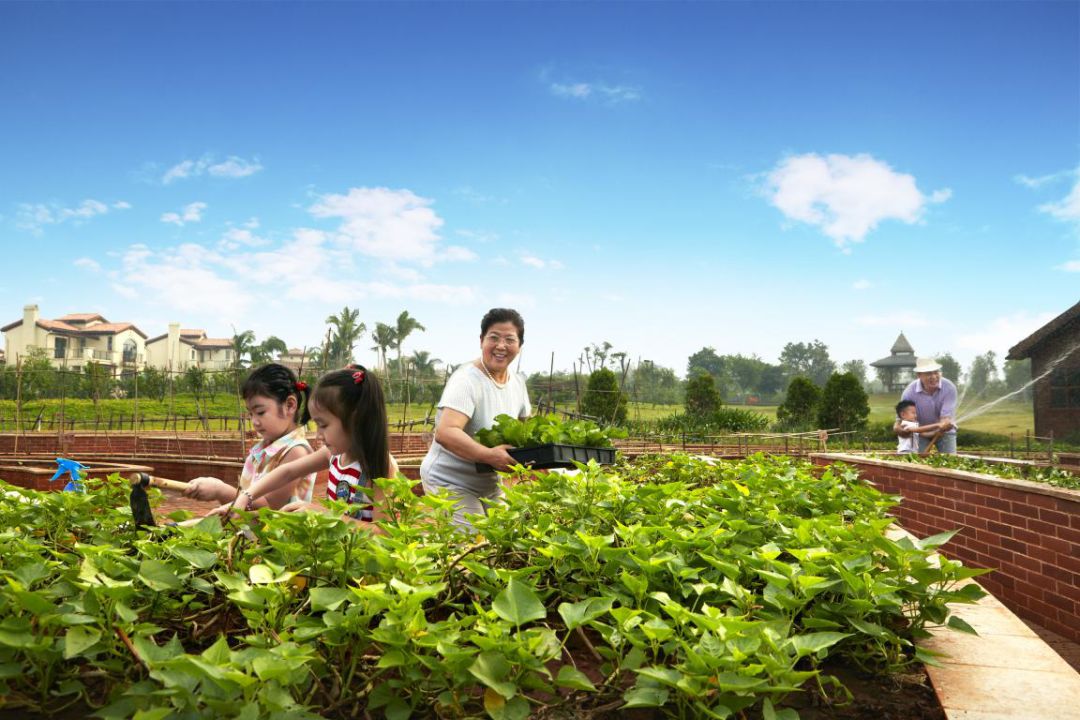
[295,380,308,392]
[352,369,366,385]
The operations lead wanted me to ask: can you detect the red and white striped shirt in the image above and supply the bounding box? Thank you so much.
[326,454,372,521]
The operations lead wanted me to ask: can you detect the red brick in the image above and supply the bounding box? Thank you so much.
[1012,503,1043,520]
[1045,592,1076,614]
[1014,554,1043,573]
[1027,494,1060,509]
[1000,537,1027,554]
[1036,536,1073,555]
[1039,508,1070,525]
[985,497,1014,513]
[1055,552,1080,574]
[986,521,1014,537]
[1013,527,1042,545]
[1056,525,1080,545]
[1026,519,1057,535]
[955,501,979,516]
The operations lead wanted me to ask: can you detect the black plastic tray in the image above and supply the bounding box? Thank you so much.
[476,443,616,472]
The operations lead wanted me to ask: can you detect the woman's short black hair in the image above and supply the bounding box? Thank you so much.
[242,363,311,424]
[480,308,525,344]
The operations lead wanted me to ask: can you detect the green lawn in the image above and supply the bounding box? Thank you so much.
[0,392,1036,438]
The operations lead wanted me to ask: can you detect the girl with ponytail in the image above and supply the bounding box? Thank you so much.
[214,365,398,524]
[185,363,317,509]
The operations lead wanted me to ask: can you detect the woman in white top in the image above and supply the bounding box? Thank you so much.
[420,308,531,526]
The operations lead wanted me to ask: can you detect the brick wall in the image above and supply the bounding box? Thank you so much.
[0,431,433,459]
[813,453,1080,642]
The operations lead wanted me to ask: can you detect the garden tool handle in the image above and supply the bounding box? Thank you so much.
[919,428,946,456]
[129,472,189,492]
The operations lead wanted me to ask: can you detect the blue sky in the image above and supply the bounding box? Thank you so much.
[2,1,1077,378]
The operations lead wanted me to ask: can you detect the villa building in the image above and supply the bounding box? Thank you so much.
[1,305,148,376]
[145,324,235,372]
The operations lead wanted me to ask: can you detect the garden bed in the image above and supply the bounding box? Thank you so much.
[0,454,987,718]
[812,452,1080,644]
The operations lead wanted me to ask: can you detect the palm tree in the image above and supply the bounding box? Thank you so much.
[370,323,397,377]
[251,336,288,365]
[393,311,426,395]
[325,306,367,367]
[410,350,440,377]
[231,330,256,369]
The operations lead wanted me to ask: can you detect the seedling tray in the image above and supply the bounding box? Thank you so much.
[476,443,616,472]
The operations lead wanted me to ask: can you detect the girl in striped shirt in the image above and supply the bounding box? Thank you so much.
[215,365,397,524]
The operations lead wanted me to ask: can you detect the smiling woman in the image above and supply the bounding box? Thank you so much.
[420,308,532,526]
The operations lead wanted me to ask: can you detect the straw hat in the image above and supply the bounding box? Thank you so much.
[913,357,943,373]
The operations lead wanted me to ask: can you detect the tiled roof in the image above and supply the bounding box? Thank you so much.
[36,319,81,333]
[78,322,148,339]
[180,329,206,337]
[57,313,106,323]
[194,338,233,349]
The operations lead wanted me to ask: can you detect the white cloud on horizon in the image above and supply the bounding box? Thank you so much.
[852,279,872,290]
[1059,260,1080,272]
[16,198,130,234]
[161,202,207,226]
[1015,169,1075,189]
[764,153,950,248]
[955,311,1057,358]
[74,257,101,272]
[856,311,932,328]
[162,155,263,184]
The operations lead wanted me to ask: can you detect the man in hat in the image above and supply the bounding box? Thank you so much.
[894,357,957,454]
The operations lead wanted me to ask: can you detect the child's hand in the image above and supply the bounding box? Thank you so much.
[280,500,329,514]
[184,477,233,502]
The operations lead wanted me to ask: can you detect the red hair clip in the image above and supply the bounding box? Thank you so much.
[352,369,365,385]
[295,381,308,392]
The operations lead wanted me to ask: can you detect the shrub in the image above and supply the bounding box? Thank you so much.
[684,372,722,418]
[581,367,627,424]
[776,376,820,431]
[817,372,870,431]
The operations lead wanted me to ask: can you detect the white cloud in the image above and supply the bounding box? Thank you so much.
[1038,176,1080,224]
[440,246,478,262]
[549,80,641,103]
[856,312,932,328]
[764,153,950,248]
[113,242,252,315]
[456,229,499,244]
[15,197,120,234]
[243,217,260,229]
[218,227,268,250]
[113,201,132,210]
[551,82,593,99]
[162,154,262,183]
[1059,260,1080,272]
[74,257,101,272]
[454,186,501,205]
[161,202,207,226]
[309,187,447,264]
[852,279,872,290]
[208,156,263,178]
[1015,169,1074,189]
[956,311,1057,357]
[520,253,564,270]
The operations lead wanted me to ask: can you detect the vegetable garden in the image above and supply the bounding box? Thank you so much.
[0,454,987,719]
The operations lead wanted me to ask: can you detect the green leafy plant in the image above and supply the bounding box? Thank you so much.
[475,413,627,449]
[0,455,986,719]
